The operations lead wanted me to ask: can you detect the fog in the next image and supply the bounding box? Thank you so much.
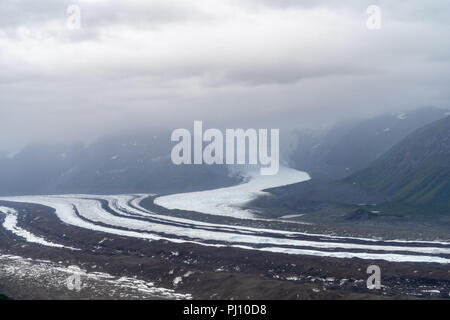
[1,0,450,153]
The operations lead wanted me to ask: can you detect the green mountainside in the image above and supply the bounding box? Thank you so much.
[348,116,450,211]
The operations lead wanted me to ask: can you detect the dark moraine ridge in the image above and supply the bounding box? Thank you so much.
[1,200,450,299]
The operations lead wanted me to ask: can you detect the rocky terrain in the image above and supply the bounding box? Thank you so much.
[0,199,449,300]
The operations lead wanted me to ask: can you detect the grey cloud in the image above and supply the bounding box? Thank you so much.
[0,0,71,27]
[0,0,450,153]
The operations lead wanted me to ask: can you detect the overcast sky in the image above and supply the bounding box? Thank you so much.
[1,0,450,152]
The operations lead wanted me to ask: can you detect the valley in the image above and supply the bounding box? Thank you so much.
[0,109,449,300]
[0,165,449,299]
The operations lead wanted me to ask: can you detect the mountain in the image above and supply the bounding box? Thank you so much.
[0,131,240,196]
[2,107,448,200]
[289,107,450,180]
[348,116,450,212]
[249,113,450,218]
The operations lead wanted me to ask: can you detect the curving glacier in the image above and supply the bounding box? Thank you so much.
[154,166,311,219]
[1,194,450,263]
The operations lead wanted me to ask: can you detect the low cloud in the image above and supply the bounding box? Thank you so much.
[0,0,450,151]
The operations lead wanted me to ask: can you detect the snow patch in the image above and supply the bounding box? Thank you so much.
[0,206,78,250]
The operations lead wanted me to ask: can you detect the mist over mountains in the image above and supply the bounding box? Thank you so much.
[253,107,450,216]
[289,106,450,180]
[2,0,450,302]
[0,106,448,201]
[349,115,450,211]
[0,131,239,196]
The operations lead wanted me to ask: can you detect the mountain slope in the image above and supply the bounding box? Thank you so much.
[248,115,450,219]
[348,116,450,211]
[289,107,449,180]
[0,131,240,196]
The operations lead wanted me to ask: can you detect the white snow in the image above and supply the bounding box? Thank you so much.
[259,246,450,264]
[422,289,440,294]
[154,166,311,219]
[0,253,191,299]
[173,276,183,286]
[0,206,77,250]
[280,214,305,219]
[2,164,450,266]
[1,195,450,263]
